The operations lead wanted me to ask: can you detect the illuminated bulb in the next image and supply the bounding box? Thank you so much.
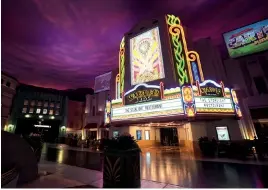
[25,114,30,118]
[39,115,43,118]
[50,116,55,119]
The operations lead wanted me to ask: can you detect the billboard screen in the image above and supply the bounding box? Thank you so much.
[130,27,165,85]
[94,72,112,93]
[223,19,268,58]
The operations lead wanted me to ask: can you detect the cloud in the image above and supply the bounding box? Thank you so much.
[2,0,268,89]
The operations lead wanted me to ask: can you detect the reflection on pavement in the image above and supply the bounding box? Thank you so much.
[42,144,268,188]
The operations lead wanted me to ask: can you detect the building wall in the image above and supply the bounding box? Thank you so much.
[193,38,228,83]
[1,73,19,129]
[8,85,68,135]
[67,100,85,133]
[108,118,243,150]
[85,92,107,126]
[223,51,268,139]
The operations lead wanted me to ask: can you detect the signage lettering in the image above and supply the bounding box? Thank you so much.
[195,97,233,110]
[112,98,183,120]
[125,104,162,113]
[200,86,223,97]
[125,86,161,105]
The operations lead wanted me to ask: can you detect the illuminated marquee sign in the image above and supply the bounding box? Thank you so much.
[130,27,165,85]
[200,86,223,97]
[111,98,183,121]
[198,80,224,97]
[124,84,161,105]
[195,97,233,110]
[193,80,235,113]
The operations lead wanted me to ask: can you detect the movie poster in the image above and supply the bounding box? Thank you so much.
[216,126,230,141]
[223,19,268,58]
[130,27,165,85]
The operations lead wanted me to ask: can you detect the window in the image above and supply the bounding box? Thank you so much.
[253,76,268,94]
[6,81,11,87]
[44,102,48,107]
[37,101,42,106]
[49,109,54,115]
[113,131,119,138]
[22,107,27,113]
[43,109,47,114]
[136,130,142,140]
[92,106,95,116]
[55,109,60,115]
[50,103,54,107]
[145,130,150,140]
[30,101,35,106]
[36,108,41,114]
[24,100,29,106]
[29,108,34,113]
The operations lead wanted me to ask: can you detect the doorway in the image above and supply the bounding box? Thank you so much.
[160,127,178,146]
[88,131,97,140]
[15,118,60,143]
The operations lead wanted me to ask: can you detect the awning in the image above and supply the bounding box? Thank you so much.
[84,123,98,129]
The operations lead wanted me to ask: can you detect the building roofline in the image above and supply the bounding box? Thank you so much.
[1,72,18,82]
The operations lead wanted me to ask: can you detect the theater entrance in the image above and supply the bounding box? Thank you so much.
[160,127,179,146]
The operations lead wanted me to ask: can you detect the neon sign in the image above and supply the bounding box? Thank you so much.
[200,86,223,97]
[119,37,125,97]
[130,27,165,85]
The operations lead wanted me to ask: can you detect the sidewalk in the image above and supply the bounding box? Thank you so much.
[20,160,182,188]
[46,143,268,166]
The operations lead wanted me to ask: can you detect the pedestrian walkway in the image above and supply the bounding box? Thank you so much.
[20,160,183,188]
[46,143,268,166]
[40,143,268,188]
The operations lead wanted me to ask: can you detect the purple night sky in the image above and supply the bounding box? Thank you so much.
[2,0,268,90]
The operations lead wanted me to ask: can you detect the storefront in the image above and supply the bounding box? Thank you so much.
[104,14,248,150]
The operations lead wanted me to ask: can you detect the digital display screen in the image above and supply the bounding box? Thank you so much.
[223,19,268,58]
[130,27,165,85]
[216,126,230,141]
[113,131,119,138]
[94,72,112,93]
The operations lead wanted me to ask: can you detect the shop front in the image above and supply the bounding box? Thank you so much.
[104,14,250,151]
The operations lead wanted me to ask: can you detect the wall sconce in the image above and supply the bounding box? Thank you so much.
[61,126,66,131]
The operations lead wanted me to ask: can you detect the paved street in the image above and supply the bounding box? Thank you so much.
[41,144,268,188]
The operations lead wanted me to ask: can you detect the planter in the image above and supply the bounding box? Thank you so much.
[24,136,43,162]
[103,148,141,188]
[199,141,216,157]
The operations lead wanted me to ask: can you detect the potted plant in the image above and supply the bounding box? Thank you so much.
[198,136,216,157]
[25,133,44,162]
[102,133,141,188]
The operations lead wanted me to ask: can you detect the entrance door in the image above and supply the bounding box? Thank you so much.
[160,127,178,146]
[88,131,97,140]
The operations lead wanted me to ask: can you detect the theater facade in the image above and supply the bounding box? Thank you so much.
[104,14,248,151]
